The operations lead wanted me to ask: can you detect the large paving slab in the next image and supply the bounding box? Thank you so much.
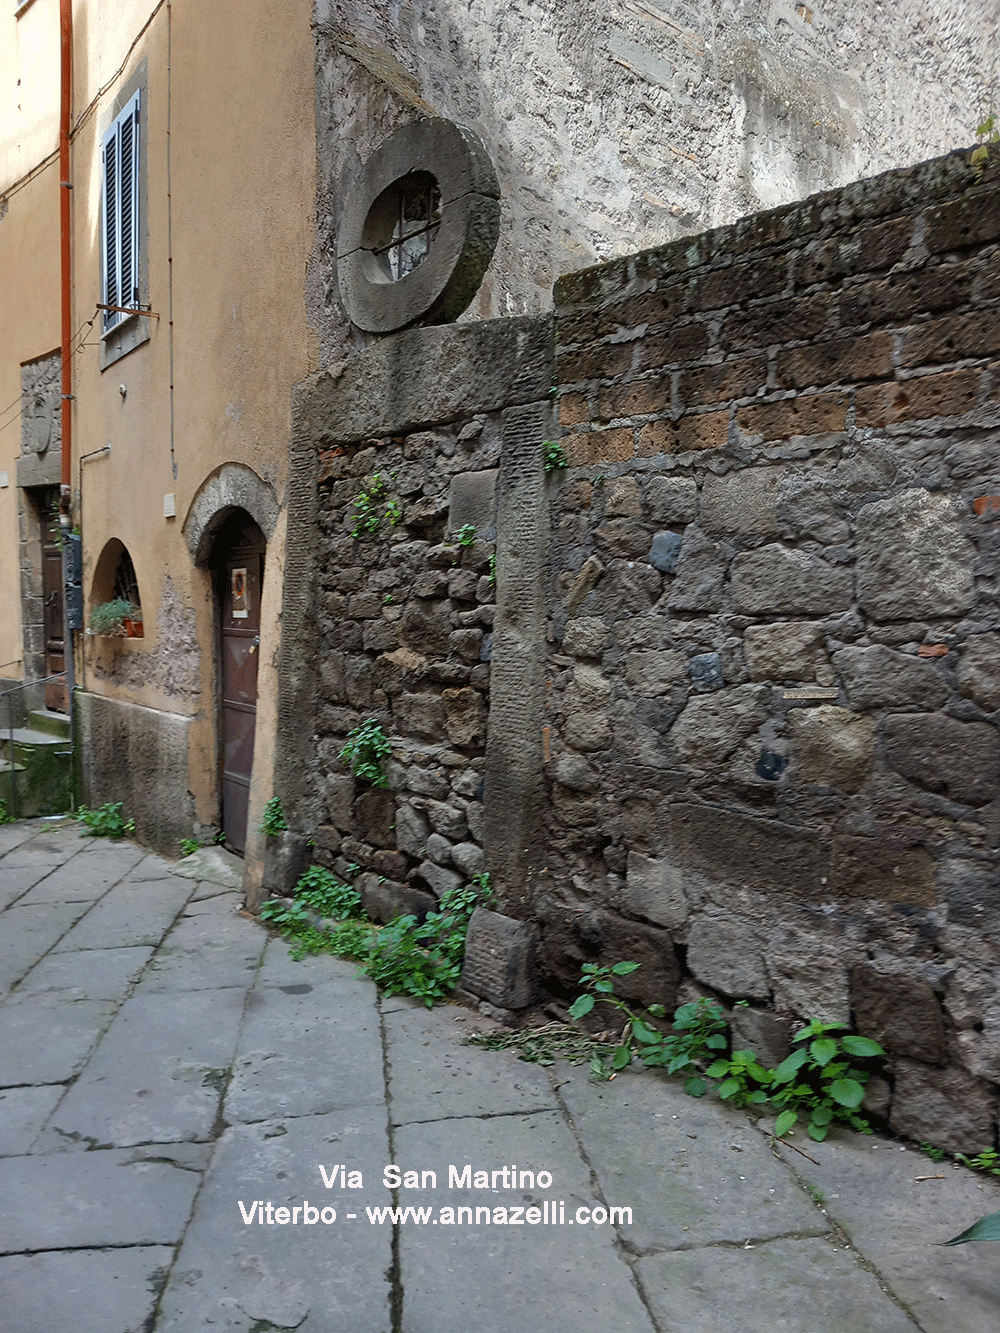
[384,1001,559,1126]
[135,900,265,992]
[558,1064,825,1251]
[50,877,192,951]
[0,1246,176,1333]
[394,1110,656,1333]
[17,945,153,1000]
[45,987,248,1147]
[15,854,133,904]
[0,901,92,994]
[156,1112,394,1333]
[0,994,116,1086]
[224,975,384,1122]
[0,1148,201,1252]
[766,1127,1000,1333]
[0,1085,65,1156]
[0,862,59,909]
[636,1237,920,1333]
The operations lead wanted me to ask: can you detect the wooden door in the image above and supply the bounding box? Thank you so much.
[41,492,67,712]
[218,527,263,856]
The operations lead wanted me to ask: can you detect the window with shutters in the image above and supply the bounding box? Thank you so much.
[101,92,141,335]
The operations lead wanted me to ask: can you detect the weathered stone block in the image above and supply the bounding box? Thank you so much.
[461,907,540,1009]
[604,475,642,517]
[832,644,949,710]
[451,841,486,877]
[425,832,454,865]
[412,859,463,897]
[393,692,447,741]
[563,617,606,659]
[889,1061,997,1155]
[940,857,1000,932]
[404,764,450,799]
[623,852,688,929]
[728,1008,793,1067]
[262,831,312,896]
[830,834,936,906]
[354,788,395,848]
[626,650,686,697]
[700,468,783,537]
[401,600,452,656]
[768,934,850,1026]
[731,544,851,615]
[448,469,498,534]
[323,774,355,830]
[395,800,430,856]
[688,652,724,692]
[885,712,1000,806]
[370,849,408,881]
[646,476,697,525]
[850,964,947,1064]
[958,632,1000,712]
[423,798,468,841]
[687,915,769,1000]
[788,705,875,793]
[554,752,600,792]
[359,873,437,925]
[448,569,480,601]
[666,526,725,612]
[669,803,827,899]
[744,621,825,681]
[442,687,488,747]
[449,628,483,663]
[855,489,976,621]
[594,518,651,559]
[670,684,768,768]
[647,529,684,573]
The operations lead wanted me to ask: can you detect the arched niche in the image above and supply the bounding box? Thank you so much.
[183,463,279,568]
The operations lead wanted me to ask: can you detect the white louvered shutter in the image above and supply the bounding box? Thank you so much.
[102,92,140,332]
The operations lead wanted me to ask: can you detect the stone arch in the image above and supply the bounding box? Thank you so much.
[183,463,279,567]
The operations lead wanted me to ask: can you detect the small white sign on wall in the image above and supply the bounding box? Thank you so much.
[231,567,248,618]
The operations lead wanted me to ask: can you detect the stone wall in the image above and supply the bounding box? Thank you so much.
[540,147,1000,1151]
[290,146,1000,1149]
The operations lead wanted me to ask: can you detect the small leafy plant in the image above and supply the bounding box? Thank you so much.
[76,802,135,839]
[636,998,730,1095]
[385,498,403,527]
[971,109,998,179]
[455,523,477,547]
[291,865,362,920]
[259,797,288,837]
[542,440,568,473]
[180,838,200,857]
[703,1048,773,1109]
[956,1149,1000,1178]
[339,718,391,788]
[770,1019,884,1142]
[0,797,13,825]
[88,598,141,637]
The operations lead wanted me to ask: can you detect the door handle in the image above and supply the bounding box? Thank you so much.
[249,635,259,655]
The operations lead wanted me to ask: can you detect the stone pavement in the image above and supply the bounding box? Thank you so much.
[1,816,999,1333]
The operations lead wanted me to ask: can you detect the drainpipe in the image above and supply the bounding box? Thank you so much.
[59,0,77,753]
[59,0,72,505]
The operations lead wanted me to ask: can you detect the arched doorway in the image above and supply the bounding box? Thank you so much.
[211,511,265,855]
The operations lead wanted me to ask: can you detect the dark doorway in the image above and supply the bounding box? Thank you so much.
[212,512,265,856]
[39,488,67,712]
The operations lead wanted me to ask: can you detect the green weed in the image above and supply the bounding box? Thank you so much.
[76,802,135,839]
[542,440,568,473]
[339,718,391,788]
[259,797,288,837]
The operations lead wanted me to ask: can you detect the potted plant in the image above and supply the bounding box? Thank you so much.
[88,598,143,638]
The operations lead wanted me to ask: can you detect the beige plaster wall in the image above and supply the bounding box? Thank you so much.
[0,0,59,192]
[63,0,315,832]
[0,167,61,679]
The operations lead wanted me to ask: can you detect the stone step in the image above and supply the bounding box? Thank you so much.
[0,727,69,751]
[26,707,71,738]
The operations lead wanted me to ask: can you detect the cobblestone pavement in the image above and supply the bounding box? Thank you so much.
[1,816,999,1332]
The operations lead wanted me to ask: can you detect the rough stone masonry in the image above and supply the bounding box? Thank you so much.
[281,145,1000,1151]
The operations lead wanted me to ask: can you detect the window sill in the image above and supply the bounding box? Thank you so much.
[100,314,151,371]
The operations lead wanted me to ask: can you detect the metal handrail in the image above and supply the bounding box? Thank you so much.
[1,674,70,821]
